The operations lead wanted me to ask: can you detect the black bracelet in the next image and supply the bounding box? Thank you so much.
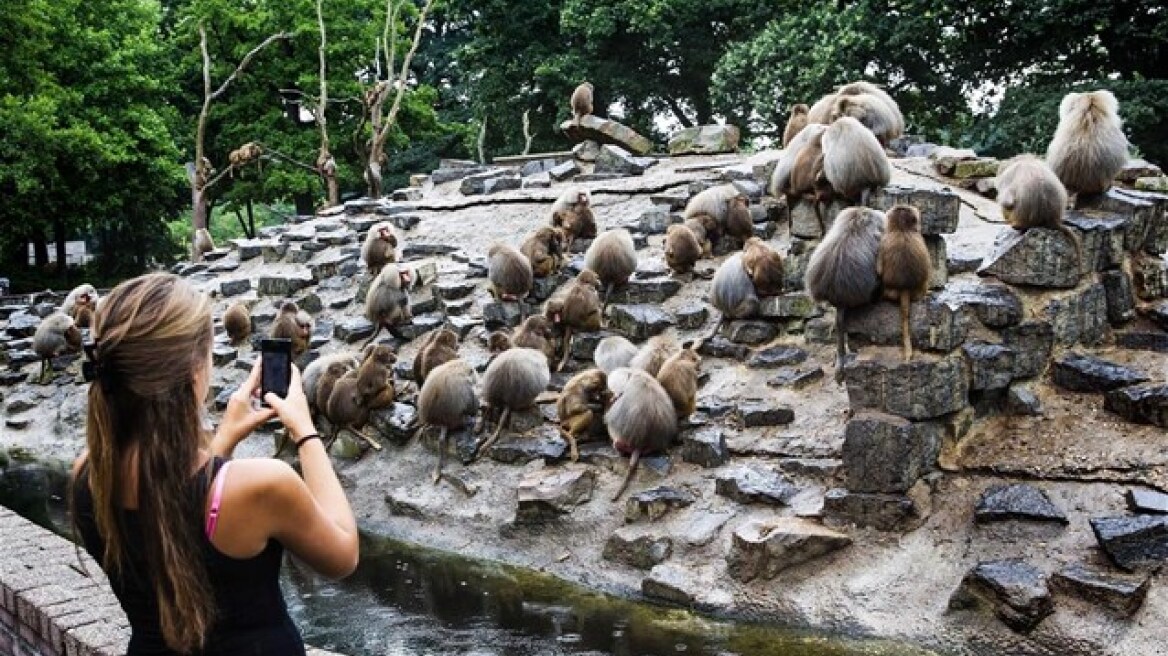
[294,433,322,449]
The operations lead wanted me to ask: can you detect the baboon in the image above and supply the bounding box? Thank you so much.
[228,142,264,174]
[806,92,837,125]
[684,184,751,243]
[222,302,251,345]
[683,215,718,256]
[593,336,638,374]
[324,371,381,452]
[473,347,551,458]
[62,284,98,329]
[629,335,680,378]
[724,193,754,242]
[605,368,678,500]
[656,348,700,419]
[805,207,885,379]
[571,81,594,124]
[512,315,557,367]
[413,328,459,385]
[416,359,478,483]
[362,222,398,277]
[996,154,1082,263]
[194,228,216,258]
[271,301,313,359]
[33,312,81,384]
[782,128,831,233]
[831,82,904,144]
[302,353,358,413]
[545,270,603,372]
[486,330,512,354]
[770,122,828,198]
[1046,90,1129,200]
[364,264,413,347]
[708,253,759,339]
[877,206,931,361]
[741,237,784,297]
[783,104,810,148]
[821,116,891,206]
[357,344,397,409]
[550,190,596,251]
[520,227,565,278]
[487,243,533,302]
[664,224,703,274]
[583,229,637,305]
[556,368,610,462]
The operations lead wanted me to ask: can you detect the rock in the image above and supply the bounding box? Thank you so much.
[767,367,824,389]
[459,168,521,195]
[1006,385,1044,416]
[625,487,696,523]
[1101,269,1136,324]
[739,402,794,427]
[5,312,40,338]
[402,243,459,259]
[1132,256,1167,301]
[1052,352,1149,392]
[4,392,37,414]
[679,427,729,468]
[924,235,949,289]
[952,158,1000,179]
[758,293,820,320]
[789,198,848,239]
[1065,212,1126,273]
[334,318,376,343]
[975,484,1067,524]
[722,320,779,345]
[635,207,676,235]
[486,426,568,464]
[257,271,314,296]
[1043,281,1108,347]
[607,278,682,304]
[846,297,970,353]
[572,140,601,162]
[1104,383,1168,428]
[667,124,740,155]
[1148,301,1168,331]
[1135,176,1168,192]
[727,519,852,582]
[548,160,581,181]
[307,252,357,281]
[698,336,749,360]
[1115,328,1168,353]
[977,227,1082,288]
[715,465,797,506]
[482,301,530,328]
[368,403,418,444]
[1117,159,1163,183]
[606,304,674,340]
[823,487,927,531]
[948,559,1054,633]
[934,280,1023,329]
[1001,321,1055,379]
[431,165,490,184]
[560,115,652,155]
[841,412,940,494]
[602,528,672,570]
[389,314,443,341]
[593,145,654,176]
[962,342,1016,391]
[674,303,709,330]
[1051,564,1149,617]
[1090,515,1168,570]
[211,344,237,367]
[842,353,970,421]
[931,147,979,175]
[641,564,695,605]
[435,280,476,300]
[746,345,809,369]
[515,467,596,523]
[1127,488,1168,514]
[1088,188,1165,254]
[229,238,281,260]
[219,278,251,296]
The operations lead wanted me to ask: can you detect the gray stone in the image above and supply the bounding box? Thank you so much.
[1132,256,1167,301]
[1104,383,1168,428]
[1051,564,1149,617]
[517,158,563,177]
[257,271,315,296]
[607,278,683,304]
[606,304,674,341]
[952,158,1000,179]
[1043,281,1108,347]
[1115,329,1168,353]
[211,344,237,367]
[515,467,596,523]
[948,253,984,274]
[369,403,418,444]
[1117,159,1163,183]
[978,227,1082,288]
[679,426,728,468]
[931,147,979,174]
[739,402,794,427]
[842,353,970,421]
[636,207,676,235]
[846,296,970,353]
[482,301,529,328]
[594,145,652,176]
[5,312,40,338]
[963,342,1016,391]
[758,293,820,320]
[219,278,251,296]
[560,115,652,155]
[674,303,709,330]
[1052,352,1149,392]
[747,345,809,369]
[1006,385,1044,416]
[1148,301,1168,331]
[313,230,353,247]
[698,336,748,360]
[1102,269,1136,324]
[431,165,490,184]
[549,160,581,181]
[823,488,926,531]
[1065,212,1126,273]
[1090,515,1168,570]
[935,280,1023,329]
[767,367,825,389]
[521,173,551,189]
[1127,489,1168,514]
[924,235,949,289]
[789,198,848,239]
[230,238,281,260]
[667,124,740,155]
[403,243,459,259]
[625,487,696,523]
[722,320,779,345]
[1089,188,1166,254]
[842,412,940,494]
[459,168,522,195]
[1001,321,1055,379]
[569,330,618,361]
[602,528,672,570]
[715,465,797,506]
[868,185,961,235]
[976,484,1067,524]
[308,252,357,281]
[390,314,444,341]
[334,318,376,343]
[572,140,602,162]
[4,392,37,414]
[641,564,696,605]
[486,425,568,464]
[727,519,852,582]
[392,187,423,201]
[948,559,1054,633]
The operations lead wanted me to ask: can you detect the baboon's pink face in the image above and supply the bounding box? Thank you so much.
[398,269,412,288]
[379,227,392,242]
[577,193,588,206]
[79,293,91,306]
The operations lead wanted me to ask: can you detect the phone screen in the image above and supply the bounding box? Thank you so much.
[260,338,293,401]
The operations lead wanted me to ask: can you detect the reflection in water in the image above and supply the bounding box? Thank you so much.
[285,534,938,656]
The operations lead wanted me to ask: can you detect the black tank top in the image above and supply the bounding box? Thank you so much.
[73,457,306,656]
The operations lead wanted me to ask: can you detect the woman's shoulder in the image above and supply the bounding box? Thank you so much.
[222,458,303,499]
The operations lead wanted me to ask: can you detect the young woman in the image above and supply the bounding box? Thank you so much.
[72,273,358,655]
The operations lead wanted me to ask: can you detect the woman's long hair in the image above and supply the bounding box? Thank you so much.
[78,273,215,653]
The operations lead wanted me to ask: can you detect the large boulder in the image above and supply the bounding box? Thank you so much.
[949,559,1054,633]
[977,227,1082,288]
[667,124,740,155]
[726,519,852,582]
[560,115,652,155]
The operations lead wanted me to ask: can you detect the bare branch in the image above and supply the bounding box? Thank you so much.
[316,0,330,153]
[209,31,292,101]
[383,0,397,83]
[522,110,534,156]
[265,148,321,174]
[477,117,488,164]
[375,0,435,150]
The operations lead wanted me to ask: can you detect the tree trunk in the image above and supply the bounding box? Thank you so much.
[246,199,257,236]
[694,95,712,126]
[365,154,383,199]
[53,218,67,275]
[191,182,208,262]
[294,193,314,216]
[31,228,48,268]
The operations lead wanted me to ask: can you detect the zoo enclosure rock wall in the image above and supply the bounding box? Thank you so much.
[0,505,344,656]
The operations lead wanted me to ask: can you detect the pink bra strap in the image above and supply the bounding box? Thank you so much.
[205,461,233,540]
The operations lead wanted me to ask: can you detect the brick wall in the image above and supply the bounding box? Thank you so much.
[0,506,342,656]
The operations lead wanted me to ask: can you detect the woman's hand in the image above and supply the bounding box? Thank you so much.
[263,364,317,441]
[212,358,278,455]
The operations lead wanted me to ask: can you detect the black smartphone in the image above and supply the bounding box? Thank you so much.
[260,338,293,402]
